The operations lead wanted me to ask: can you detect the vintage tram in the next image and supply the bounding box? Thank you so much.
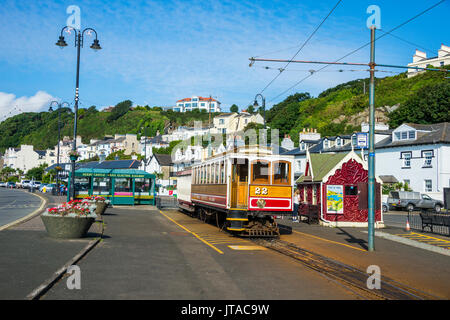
[177,146,294,236]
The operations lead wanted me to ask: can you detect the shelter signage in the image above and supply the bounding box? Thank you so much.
[326,185,344,214]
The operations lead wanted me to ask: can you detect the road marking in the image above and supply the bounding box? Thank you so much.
[159,210,224,254]
[290,229,367,252]
[228,245,267,251]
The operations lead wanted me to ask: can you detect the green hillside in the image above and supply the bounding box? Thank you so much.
[267,66,450,143]
[0,102,218,152]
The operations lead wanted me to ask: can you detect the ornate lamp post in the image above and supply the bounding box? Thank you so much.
[253,94,266,129]
[49,101,70,195]
[56,26,101,200]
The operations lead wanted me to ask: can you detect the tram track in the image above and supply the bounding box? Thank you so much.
[252,238,440,300]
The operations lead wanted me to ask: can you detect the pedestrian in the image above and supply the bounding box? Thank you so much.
[293,189,300,222]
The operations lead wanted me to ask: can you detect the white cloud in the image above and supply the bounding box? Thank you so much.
[0,91,58,122]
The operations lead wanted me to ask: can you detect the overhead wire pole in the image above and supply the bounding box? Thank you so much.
[368,26,376,251]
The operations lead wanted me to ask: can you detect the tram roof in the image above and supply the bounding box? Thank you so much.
[75,168,155,178]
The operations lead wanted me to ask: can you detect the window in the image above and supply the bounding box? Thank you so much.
[345,185,358,196]
[336,137,341,146]
[192,103,198,108]
[312,185,317,205]
[408,131,415,139]
[219,119,225,125]
[114,178,132,192]
[297,160,302,172]
[252,160,270,184]
[75,177,91,192]
[424,179,432,192]
[324,140,329,149]
[273,161,290,185]
[422,150,433,167]
[440,61,445,67]
[352,134,357,146]
[93,177,110,195]
[404,180,410,188]
[394,132,401,141]
[135,178,151,193]
[220,161,225,183]
[401,131,408,140]
[200,103,205,107]
[401,152,412,168]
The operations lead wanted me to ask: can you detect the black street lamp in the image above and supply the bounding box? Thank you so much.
[49,101,70,195]
[253,94,266,129]
[140,127,148,172]
[56,26,101,200]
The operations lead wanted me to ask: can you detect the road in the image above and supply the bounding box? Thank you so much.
[0,188,42,227]
[43,207,361,299]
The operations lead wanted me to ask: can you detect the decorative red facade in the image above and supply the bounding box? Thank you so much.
[298,159,381,223]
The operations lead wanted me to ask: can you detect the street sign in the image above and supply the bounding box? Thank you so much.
[356,133,368,148]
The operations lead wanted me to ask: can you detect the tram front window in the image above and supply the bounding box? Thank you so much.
[273,161,290,185]
[93,177,111,195]
[252,161,270,184]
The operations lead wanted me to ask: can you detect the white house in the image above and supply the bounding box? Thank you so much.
[374,122,450,200]
[174,96,221,113]
[162,126,210,143]
[211,112,264,135]
[407,44,450,78]
[3,145,47,172]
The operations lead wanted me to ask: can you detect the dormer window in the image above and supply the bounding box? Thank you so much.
[324,140,329,149]
[394,130,416,141]
[300,142,305,150]
[336,137,341,147]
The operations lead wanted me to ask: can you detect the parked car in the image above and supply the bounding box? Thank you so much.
[41,183,57,193]
[387,191,444,213]
[0,181,7,187]
[7,181,16,188]
[18,180,31,189]
[32,181,42,189]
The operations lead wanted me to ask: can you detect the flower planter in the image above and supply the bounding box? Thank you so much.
[41,215,95,239]
[95,202,107,217]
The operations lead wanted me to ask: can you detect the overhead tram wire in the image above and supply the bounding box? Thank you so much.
[255,0,342,96]
[266,0,447,103]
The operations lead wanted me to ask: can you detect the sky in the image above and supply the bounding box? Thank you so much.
[0,0,448,120]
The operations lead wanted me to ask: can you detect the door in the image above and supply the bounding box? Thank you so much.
[231,159,248,208]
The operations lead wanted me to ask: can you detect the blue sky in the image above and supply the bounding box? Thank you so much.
[0,0,448,119]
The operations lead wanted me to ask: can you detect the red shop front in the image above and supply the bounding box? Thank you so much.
[297,151,384,228]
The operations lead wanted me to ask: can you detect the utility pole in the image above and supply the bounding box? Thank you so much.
[367,26,376,251]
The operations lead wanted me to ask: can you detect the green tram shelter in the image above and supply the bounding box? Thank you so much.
[68,168,156,205]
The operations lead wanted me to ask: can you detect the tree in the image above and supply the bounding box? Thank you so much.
[247,105,255,114]
[230,104,239,113]
[389,82,450,127]
[25,163,48,181]
[107,100,132,122]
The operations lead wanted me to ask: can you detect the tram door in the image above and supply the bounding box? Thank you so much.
[231,159,248,208]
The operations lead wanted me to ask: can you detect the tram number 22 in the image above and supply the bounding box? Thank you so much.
[255,187,268,195]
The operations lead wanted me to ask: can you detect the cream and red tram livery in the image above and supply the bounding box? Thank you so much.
[177,146,294,236]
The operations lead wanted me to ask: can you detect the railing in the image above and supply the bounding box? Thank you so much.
[156,196,178,210]
[407,209,450,236]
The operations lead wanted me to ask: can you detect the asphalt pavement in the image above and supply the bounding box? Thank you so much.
[42,207,359,300]
[0,188,42,227]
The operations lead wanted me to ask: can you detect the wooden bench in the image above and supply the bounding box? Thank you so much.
[299,204,319,224]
